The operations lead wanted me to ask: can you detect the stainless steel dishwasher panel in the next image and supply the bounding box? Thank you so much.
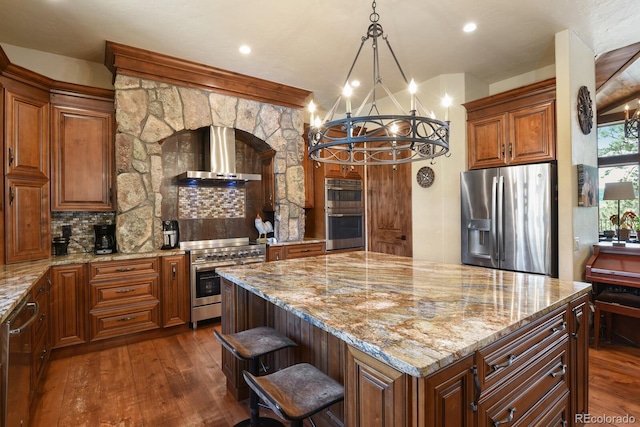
[1,296,39,427]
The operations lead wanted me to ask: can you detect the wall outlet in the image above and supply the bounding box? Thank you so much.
[62,225,72,238]
[574,237,580,252]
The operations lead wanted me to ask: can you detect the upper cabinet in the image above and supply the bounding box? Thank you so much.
[3,80,50,179]
[50,90,115,211]
[464,78,556,170]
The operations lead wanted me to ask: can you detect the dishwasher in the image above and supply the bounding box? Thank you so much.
[1,295,39,427]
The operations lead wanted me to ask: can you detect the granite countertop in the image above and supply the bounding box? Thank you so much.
[0,249,184,323]
[217,251,592,378]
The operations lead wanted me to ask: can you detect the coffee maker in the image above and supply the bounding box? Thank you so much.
[162,220,180,249]
[94,224,117,255]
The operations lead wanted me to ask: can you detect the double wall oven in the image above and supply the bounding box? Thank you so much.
[181,238,266,328]
[325,178,364,251]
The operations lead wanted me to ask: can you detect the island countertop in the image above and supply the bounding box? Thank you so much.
[216,251,592,377]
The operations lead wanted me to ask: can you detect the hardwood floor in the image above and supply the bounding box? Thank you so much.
[32,323,640,427]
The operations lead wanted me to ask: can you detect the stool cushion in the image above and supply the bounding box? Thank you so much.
[243,363,344,421]
[214,327,296,360]
[597,290,640,309]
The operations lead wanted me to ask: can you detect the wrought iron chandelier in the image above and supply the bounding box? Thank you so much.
[307,1,450,166]
[625,100,640,143]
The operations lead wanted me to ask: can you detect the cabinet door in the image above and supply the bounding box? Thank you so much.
[423,355,476,427]
[467,114,507,170]
[569,294,589,421]
[161,255,189,328]
[50,264,87,348]
[508,101,555,165]
[345,345,408,427]
[3,84,49,179]
[5,176,50,263]
[51,104,114,211]
[267,245,285,261]
[260,149,275,212]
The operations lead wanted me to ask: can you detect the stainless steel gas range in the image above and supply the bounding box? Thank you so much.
[180,238,266,328]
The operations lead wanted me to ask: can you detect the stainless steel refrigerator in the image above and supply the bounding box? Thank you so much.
[460,162,557,277]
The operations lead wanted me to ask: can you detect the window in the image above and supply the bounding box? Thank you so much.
[597,123,640,234]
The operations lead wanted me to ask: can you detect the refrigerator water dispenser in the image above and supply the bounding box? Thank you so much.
[466,219,491,259]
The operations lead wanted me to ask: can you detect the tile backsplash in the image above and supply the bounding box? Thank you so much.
[51,211,116,254]
[178,186,245,219]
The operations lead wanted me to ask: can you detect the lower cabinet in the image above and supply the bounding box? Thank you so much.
[88,258,160,341]
[267,241,326,261]
[161,255,189,328]
[30,272,50,394]
[50,264,87,348]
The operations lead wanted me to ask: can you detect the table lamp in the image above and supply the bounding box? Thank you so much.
[603,181,637,246]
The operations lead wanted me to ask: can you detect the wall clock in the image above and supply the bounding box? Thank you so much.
[577,85,593,135]
[417,166,435,188]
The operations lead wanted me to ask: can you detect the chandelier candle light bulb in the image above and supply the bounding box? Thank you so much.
[409,79,417,111]
[442,94,452,122]
[343,83,353,114]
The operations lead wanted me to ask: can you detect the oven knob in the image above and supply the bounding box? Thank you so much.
[230,252,236,259]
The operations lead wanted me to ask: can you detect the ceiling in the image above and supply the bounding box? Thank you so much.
[1,0,639,117]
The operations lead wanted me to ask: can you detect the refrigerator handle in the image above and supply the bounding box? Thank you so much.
[498,175,505,261]
[492,176,498,261]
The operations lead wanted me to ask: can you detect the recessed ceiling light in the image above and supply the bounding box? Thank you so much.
[351,80,361,88]
[463,22,477,33]
[239,45,251,54]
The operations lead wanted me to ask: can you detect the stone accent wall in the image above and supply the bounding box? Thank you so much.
[114,75,306,252]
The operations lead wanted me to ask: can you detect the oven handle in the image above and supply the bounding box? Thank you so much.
[194,263,237,272]
[327,213,363,217]
[326,186,362,191]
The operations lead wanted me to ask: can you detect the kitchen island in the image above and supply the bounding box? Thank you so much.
[217,251,592,427]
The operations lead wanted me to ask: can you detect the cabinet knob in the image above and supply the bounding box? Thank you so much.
[8,147,14,166]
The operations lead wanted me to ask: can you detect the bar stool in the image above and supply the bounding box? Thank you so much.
[243,363,345,427]
[214,326,297,427]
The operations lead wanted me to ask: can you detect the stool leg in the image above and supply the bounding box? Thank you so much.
[605,312,613,343]
[249,358,260,427]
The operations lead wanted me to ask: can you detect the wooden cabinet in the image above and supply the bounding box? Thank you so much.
[88,258,160,341]
[346,345,408,427]
[50,264,88,349]
[5,177,50,263]
[569,294,589,422]
[1,77,51,264]
[30,271,51,393]
[3,82,49,179]
[161,255,189,328]
[260,149,275,212]
[464,78,556,170]
[423,355,476,427]
[267,241,325,261]
[50,90,114,211]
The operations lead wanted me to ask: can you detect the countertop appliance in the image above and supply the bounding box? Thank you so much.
[94,224,116,255]
[460,162,558,277]
[2,296,39,427]
[161,220,180,249]
[325,178,364,251]
[180,238,266,328]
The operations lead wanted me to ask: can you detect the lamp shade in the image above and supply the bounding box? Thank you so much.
[603,181,636,201]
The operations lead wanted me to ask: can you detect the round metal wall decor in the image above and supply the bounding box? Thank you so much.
[417,166,435,188]
[577,85,593,135]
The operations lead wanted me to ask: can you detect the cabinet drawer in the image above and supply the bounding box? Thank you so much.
[90,258,158,281]
[90,302,160,341]
[32,326,49,387]
[478,339,569,427]
[478,306,567,392]
[513,389,569,427]
[284,242,325,259]
[90,278,158,310]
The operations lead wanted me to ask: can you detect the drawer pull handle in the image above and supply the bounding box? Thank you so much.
[470,365,480,412]
[115,267,136,272]
[493,407,516,427]
[115,288,136,294]
[301,249,312,252]
[39,313,46,322]
[40,348,47,361]
[551,321,567,333]
[492,354,516,371]
[550,364,567,378]
[117,316,136,322]
[572,307,581,339]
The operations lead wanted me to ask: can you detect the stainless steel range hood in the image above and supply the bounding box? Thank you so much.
[176,126,261,182]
